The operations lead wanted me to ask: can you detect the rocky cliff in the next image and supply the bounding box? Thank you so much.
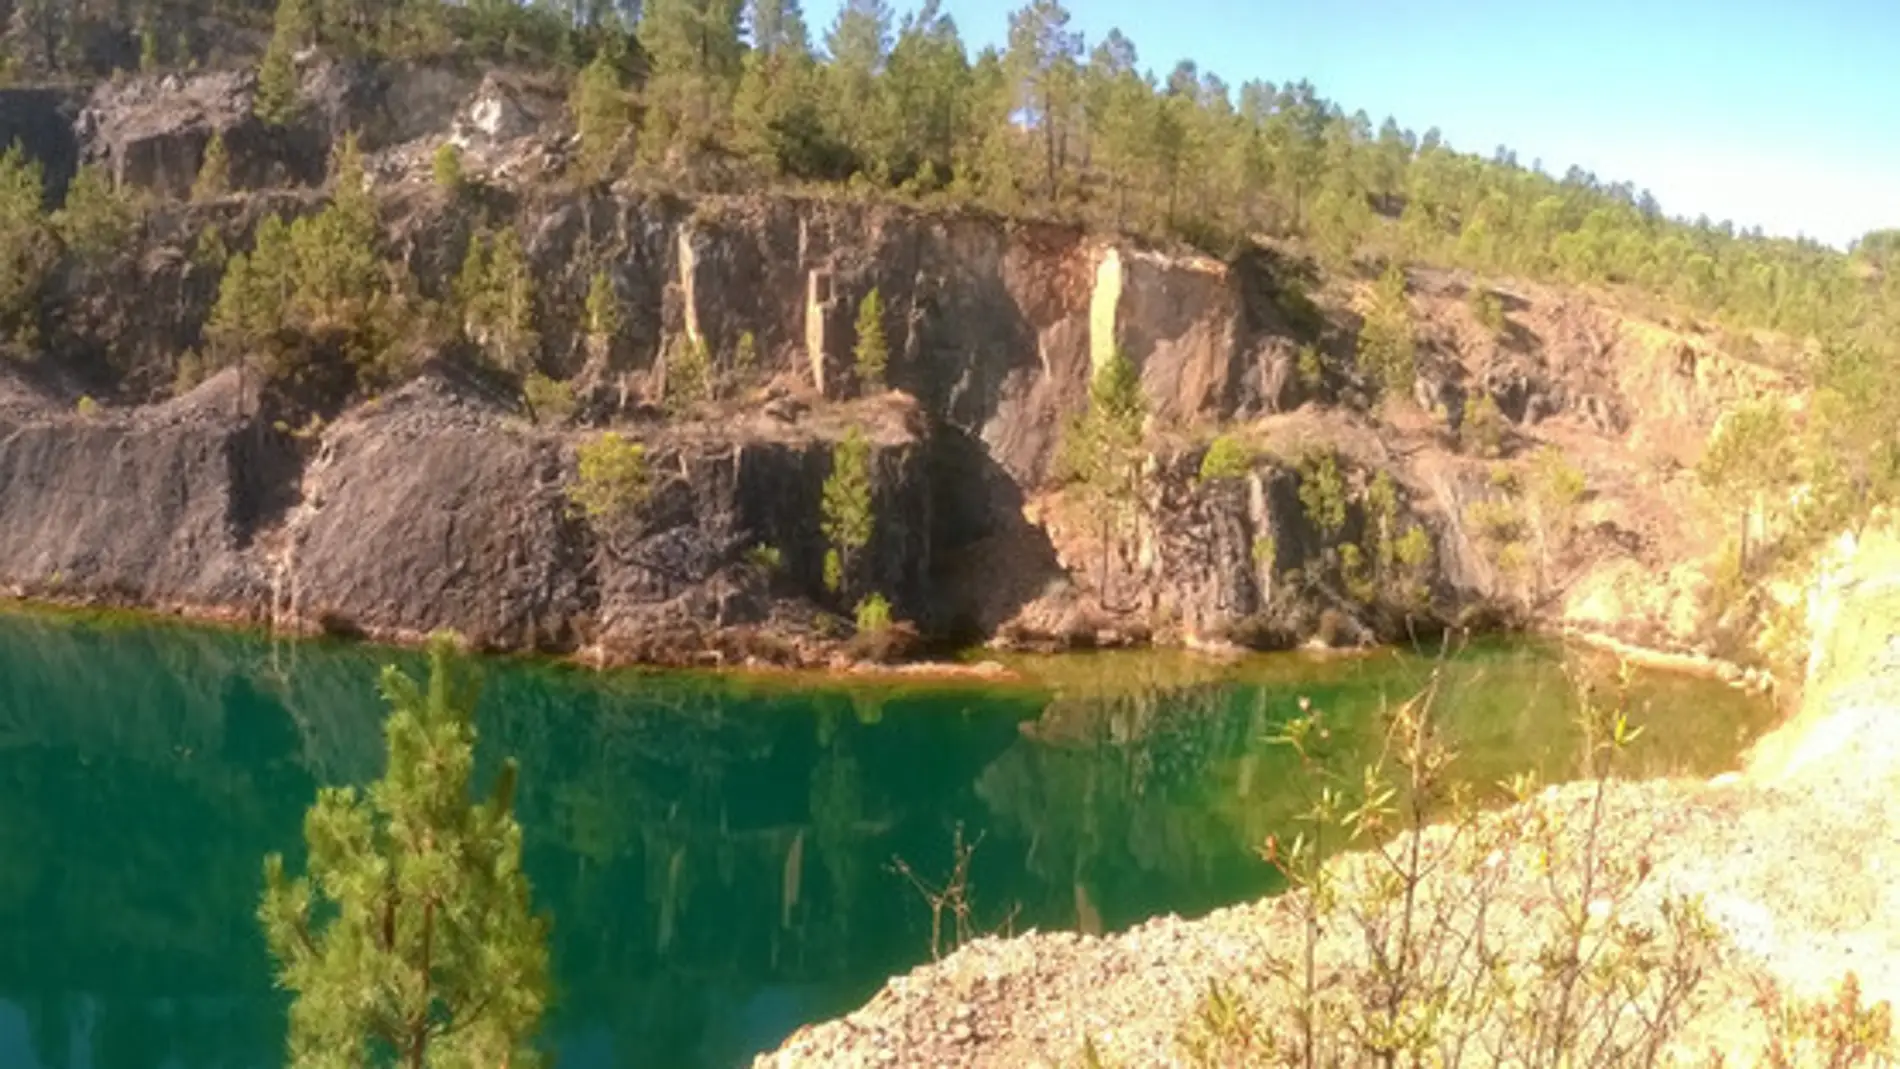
[0,62,1794,665]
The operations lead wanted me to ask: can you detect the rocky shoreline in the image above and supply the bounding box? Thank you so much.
[752,527,1900,1067]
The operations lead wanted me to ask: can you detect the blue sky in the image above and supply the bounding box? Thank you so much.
[804,0,1900,248]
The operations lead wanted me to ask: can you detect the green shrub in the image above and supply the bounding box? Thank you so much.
[1198,433,1254,484]
[74,395,99,418]
[432,142,465,194]
[1298,451,1348,538]
[566,432,650,522]
[854,592,893,634]
[1180,669,1729,1067]
[521,372,575,425]
[745,543,783,574]
[1463,392,1507,457]
[665,334,713,413]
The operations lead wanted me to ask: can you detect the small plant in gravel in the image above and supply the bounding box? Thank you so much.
[889,823,1017,962]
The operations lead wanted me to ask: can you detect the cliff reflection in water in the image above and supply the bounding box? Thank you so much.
[0,611,1776,1069]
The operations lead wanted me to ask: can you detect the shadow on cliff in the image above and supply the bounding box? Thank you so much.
[926,427,1064,645]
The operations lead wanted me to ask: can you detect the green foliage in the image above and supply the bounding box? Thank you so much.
[571,51,631,184]
[1358,262,1415,402]
[823,547,844,594]
[1184,673,1724,1067]
[193,131,230,202]
[1060,348,1148,599]
[431,142,464,195]
[734,329,759,380]
[54,164,139,265]
[1197,433,1254,485]
[1297,450,1347,538]
[1698,402,1795,567]
[746,543,784,574]
[0,144,53,324]
[255,0,307,125]
[1251,535,1277,570]
[1296,345,1324,392]
[138,16,161,71]
[1467,285,1506,335]
[853,287,888,391]
[664,333,713,413]
[456,226,539,374]
[74,394,99,418]
[822,425,876,595]
[1462,391,1507,458]
[583,269,620,342]
[520,372,574,425]
[258,635,549,1068]
[567,432,650,523]
[854,592,893,634]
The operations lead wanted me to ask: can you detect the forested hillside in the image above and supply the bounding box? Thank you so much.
[7,0,1897,339]
[1,0,1896,665]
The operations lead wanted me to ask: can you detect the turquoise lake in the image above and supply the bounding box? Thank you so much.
[0,609,1778,1067]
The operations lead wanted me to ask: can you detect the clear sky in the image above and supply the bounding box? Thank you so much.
[804,0,1900,248]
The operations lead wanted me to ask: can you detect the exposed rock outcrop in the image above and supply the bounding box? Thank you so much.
[0,62,1799,663]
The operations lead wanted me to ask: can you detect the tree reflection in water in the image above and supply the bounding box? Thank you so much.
[0,613,1775,1068]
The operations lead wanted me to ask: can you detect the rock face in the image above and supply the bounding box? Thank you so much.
[0,61,1791,662]
[0,379,292,613]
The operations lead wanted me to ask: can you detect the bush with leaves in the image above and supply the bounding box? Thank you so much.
[567,431,651,524]
[1463,391,1508,458]
[1182,663,1724,1068]
[1297,450,1348,539]
[521,372,575,425]
[854,592,893,634]
[1198,433,1255,485]
[664,333,714,413]
[432,141,464,195]
[259,634,549,1067]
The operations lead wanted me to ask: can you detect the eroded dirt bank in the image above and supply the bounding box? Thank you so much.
[755,527,1900,1067]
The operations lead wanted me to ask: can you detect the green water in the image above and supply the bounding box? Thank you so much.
[0,610,1777,1068]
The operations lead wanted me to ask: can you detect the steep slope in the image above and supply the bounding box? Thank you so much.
[0,63,1797,666]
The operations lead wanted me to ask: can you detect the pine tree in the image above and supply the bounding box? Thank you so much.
[255,0,309,126]
[259,635,550,1068]
[852,286,887,391]
[1005,0,1082,203]
[638,0,745,158]
[821,424,875,596]
[1058,348,1147,602]
[193,131,231,202]
[53,163,138,265]
[0,144,53,324]
[1358,262,1416,402]
[822,0,894,178]
[570,51,630,184]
